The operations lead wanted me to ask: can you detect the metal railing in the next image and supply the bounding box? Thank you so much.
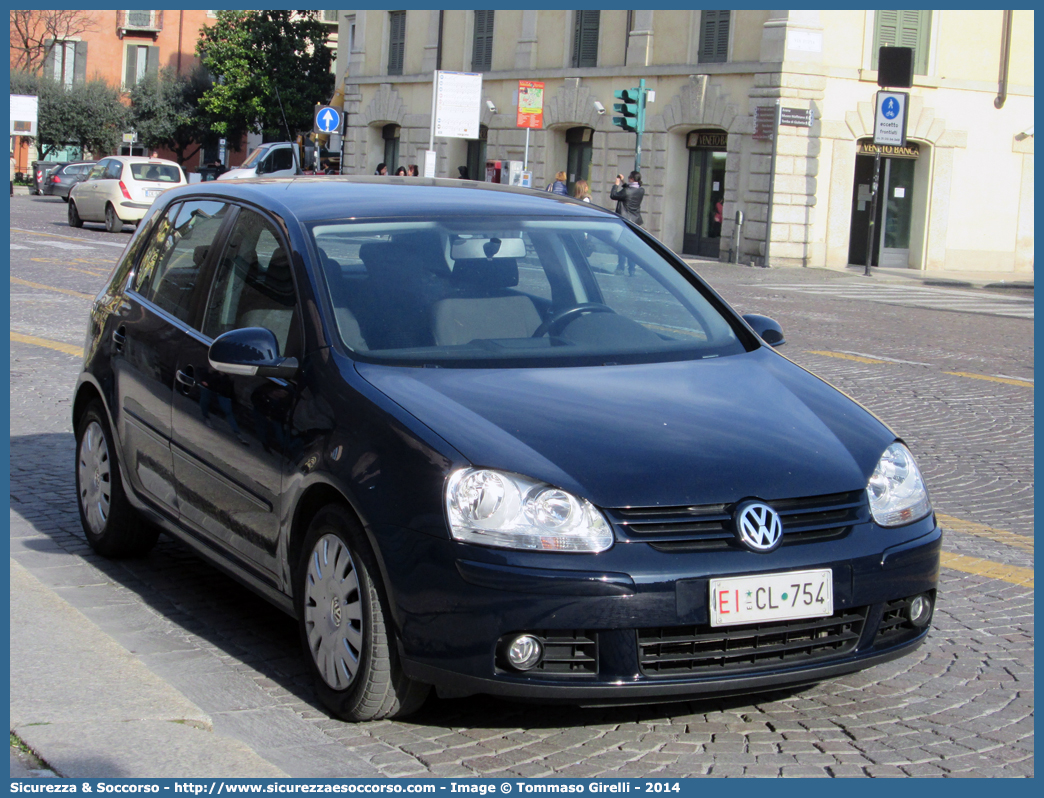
[117,10,163,35]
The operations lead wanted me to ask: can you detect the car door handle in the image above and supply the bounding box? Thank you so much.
[175,369,196,391]
[112,326,126,353]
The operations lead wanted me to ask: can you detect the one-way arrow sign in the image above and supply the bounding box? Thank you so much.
[313,105,342,135]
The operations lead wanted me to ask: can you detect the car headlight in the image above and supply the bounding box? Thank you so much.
[445,468,613,553]
[867,442,932,527]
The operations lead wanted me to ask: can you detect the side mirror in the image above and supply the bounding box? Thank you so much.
[209,327,298,378]
[255,158,267,175]
[742,314,786,347]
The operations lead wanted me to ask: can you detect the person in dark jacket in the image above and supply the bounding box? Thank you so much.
[375,162,387,176]
[546,171,569,196]
[610,171,645,275]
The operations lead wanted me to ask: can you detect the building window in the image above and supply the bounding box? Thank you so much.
[124,44,159,89]
[388,10,406,75]
[873,10,931,76]
[322,10,338,25]
[383,124,400,172]
[571,10,599,68]
[472,11,494,72]
[698,10,730,64]
[44,40,87,88]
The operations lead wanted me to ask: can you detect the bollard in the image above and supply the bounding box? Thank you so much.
[730,210,744,264]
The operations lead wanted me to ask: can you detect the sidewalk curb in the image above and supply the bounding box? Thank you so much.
[10,558,288,778]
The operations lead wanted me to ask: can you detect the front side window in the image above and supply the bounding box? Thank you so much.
[104,161,124,180]
[134,200,231,325]
[203,209,299,357]
[311,217,748,367]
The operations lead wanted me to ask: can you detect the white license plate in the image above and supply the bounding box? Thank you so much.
[145,189,162,198]
[709,568,833,627]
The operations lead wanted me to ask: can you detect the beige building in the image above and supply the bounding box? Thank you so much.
[333,10,1033,274]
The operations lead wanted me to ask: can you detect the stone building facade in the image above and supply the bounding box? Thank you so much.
[332,10,1033,274]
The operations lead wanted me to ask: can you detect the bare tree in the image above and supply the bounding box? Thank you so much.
[9,10,97,73]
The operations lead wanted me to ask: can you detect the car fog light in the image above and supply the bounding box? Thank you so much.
[506,635,543,671]
[908,594,932,627]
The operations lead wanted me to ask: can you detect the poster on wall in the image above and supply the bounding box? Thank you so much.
[517,80,544,129]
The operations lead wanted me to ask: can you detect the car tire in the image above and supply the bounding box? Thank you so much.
[295,504,429,721]
[68,200,83,228]
[75,401,159,558]
[105,203,123,233]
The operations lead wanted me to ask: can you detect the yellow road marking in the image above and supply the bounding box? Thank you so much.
[10,332,82,356]
[938,514,1033,553]
[11,277,93,299]
[943,371,1033,388]
[940,552,1034,588]
[70,268,102,277]
[11,227,98,245]
[809,351,1033,388]
[807,350,889,364]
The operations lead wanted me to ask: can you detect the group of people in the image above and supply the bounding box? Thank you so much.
[373,163,420,176]
[547,169,646,276]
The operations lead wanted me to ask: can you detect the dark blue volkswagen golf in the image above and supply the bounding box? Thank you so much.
[73,177,940,721]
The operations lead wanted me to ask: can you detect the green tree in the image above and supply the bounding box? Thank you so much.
[130,67,221,165]
[10,70,127,160]
[196,10,334,142]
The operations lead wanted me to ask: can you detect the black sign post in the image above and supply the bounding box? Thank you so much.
[865,46,914,276]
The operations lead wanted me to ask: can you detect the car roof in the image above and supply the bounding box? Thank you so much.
[159,176,621,224]
[109,156,180,166]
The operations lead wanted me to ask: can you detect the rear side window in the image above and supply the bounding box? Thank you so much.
[104,161,123,180]
[130,163,182,183]
[134,200,231,325]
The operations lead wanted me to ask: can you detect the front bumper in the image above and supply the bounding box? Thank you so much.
[381,517,941,701]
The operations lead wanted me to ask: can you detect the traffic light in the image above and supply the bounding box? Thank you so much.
[612,88,643,134]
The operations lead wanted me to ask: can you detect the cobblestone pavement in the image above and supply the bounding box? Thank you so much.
[8,197,1033,777]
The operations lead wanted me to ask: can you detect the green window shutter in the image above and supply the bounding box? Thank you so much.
[146,46,160,78]
[124,45,138,89]
[388,11,405,75]
[572,10,599,68]
[42,38,56,79]
[74,41,87,85]
[472,10,494,72]
[873,10,931,75]
[699,11,731,64]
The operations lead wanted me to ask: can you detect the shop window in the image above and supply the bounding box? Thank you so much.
[873,11,931,76]
[388,10,406,75]
[472,11,494,72]
[699,11,730,64]
[572,10,600,68]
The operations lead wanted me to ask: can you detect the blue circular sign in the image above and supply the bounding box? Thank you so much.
[315,106,341,134]
[881,97,900,120]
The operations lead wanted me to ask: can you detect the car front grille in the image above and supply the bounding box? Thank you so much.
[637,606,867,676]
[874,596,928,648]
[608,490,868,551]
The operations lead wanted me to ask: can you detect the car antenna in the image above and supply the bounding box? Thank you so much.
[272,83,299,171]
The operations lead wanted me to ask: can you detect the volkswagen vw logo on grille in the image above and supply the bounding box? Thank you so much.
[734,501,783,552]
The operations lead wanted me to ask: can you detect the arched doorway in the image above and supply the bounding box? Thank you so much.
[565,126,593,196]
[848,139,922,267]
[682,129,727,257]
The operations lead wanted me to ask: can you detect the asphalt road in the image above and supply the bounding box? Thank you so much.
[9,194,1034,778]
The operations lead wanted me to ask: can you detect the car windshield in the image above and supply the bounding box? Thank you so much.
[310,217,750,367]
[130,163,182,183]
[239,147,266,169]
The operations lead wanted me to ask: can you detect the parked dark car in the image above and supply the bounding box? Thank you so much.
[42,160,96,201]
[32,160,65,195]
[72,178,940,721]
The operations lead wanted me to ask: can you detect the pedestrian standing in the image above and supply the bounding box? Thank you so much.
[457,165,470,180]
[10,154,15,197]
[394,165,408,176]
[546,171,569,196]
[408,164,419,177]
[609,171,645,275]
[375,162,387,176]
[573,179,592,202]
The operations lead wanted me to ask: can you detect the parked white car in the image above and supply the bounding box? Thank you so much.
[68,156,186,232]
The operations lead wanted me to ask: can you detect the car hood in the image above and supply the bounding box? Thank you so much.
[355,348,895,509]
